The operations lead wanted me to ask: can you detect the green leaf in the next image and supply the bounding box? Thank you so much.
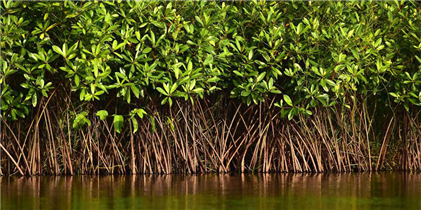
[32,94,37,107]
[132,117,138,133]
[131,85,140,98]
[192,88,204,94]
[288,109,294,120]
[73,112,90,128]
[52,45,63,56]
[207,77,219,83]
[136,109,146,118]
[188,61,193,71]
[170,83,178,94]
[204,55,213,66]
[143,47,152,54]
[338,53,346,63]
[157,87,168,96]
[283,94,293,106]
[389,92,398,98]
[96,110,108,120]
[168,97,173,107]
[256,72,266,83]
[113,115,124,133]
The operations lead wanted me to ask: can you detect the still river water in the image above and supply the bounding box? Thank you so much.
[1,173,421,210]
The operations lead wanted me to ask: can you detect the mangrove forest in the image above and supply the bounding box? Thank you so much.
[1,0,421,176]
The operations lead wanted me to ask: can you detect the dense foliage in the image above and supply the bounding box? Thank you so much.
[2,1,421,126]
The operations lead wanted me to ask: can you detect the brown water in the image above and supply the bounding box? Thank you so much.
[1,173,421,210]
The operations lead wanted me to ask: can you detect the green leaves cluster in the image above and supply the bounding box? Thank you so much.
[2,1,421,127]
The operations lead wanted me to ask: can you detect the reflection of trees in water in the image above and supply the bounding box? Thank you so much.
[1,173,421,210]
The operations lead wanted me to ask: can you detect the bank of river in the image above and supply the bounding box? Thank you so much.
[1,173,421,210]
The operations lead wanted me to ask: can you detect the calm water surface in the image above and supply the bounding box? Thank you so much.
[1,173,421,210]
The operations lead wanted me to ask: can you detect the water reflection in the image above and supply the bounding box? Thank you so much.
[2,173,421,210]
